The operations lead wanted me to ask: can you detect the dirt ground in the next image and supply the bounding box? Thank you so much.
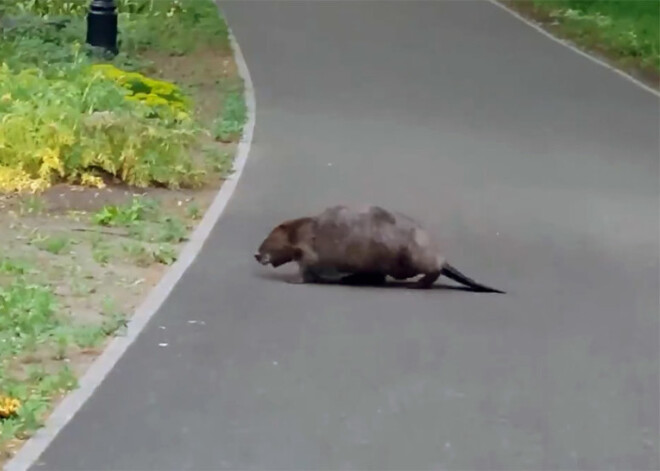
[0,43,243,463]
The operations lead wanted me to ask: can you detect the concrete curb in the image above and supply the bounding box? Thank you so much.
[3,6,256,471]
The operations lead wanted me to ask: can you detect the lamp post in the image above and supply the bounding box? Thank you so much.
[86,0,118,56]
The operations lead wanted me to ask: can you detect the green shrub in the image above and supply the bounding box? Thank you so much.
[0,61,205,192]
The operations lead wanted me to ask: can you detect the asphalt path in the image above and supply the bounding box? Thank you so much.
[29,1,659,470]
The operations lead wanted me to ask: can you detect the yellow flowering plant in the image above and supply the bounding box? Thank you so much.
[0,61,205,193]
[90,64,191,119]
[0,395,21,419]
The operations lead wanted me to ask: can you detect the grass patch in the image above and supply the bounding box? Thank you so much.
[505,0,660,86]
[0,254,126,448]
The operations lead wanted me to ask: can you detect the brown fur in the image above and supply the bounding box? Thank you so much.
[254,205,504,292]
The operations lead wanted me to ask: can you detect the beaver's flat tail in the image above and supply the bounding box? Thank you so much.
[440,262,505,294]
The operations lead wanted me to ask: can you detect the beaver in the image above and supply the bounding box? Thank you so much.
[254,205,504,293]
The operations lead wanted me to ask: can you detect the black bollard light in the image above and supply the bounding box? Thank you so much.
[86,0,118,56]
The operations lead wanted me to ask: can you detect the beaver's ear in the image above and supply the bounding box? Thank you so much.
[277,218,296,229]
[292,247,304,261]
[276,222,294,238]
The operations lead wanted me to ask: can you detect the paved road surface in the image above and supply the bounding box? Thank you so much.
[30,1,659,470]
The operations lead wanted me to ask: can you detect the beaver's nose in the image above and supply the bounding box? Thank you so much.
[254,253,262,262]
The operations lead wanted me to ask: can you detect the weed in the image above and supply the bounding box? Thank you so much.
[68,266,95,297]
[52,328,70,360]
[101,296,118,317]
[25,366,47,383]
[17,296,124,357]
[95,197,190,244]
[0,277,61,358]
[37,365,77,395]
[90,235,111,265]
[17,195,44,215]
[102,311,128,337]
[213,91,247,143]
[121,241,154,267]
[157,216,187,243]
[0,257,32,276]
[121,240,177,266]
[216,76,244,94]
[32,235,71,255]
[93,197,150,227]
[99,296,128,335]
[70,279,92,296]
[92,196,162,228]
[71,324,106,349]
[152,244,177,265]
[186,201,201,220]
[204,147,234,177]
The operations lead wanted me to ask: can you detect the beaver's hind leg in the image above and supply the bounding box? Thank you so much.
[340,272,387,286]
[412,271,440,289]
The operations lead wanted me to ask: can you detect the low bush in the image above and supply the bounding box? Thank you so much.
[0,59,204,192]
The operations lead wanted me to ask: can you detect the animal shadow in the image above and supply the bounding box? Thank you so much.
[254,270,475,292]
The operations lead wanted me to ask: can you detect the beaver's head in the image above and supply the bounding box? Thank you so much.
[254,223,300,268]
